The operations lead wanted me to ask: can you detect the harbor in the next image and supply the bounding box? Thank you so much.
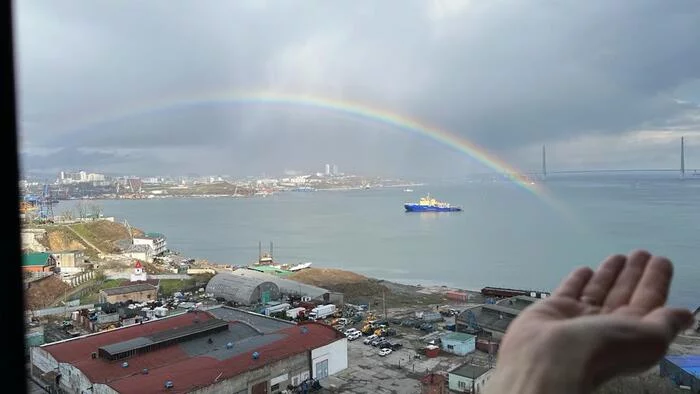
[20,213,700,393]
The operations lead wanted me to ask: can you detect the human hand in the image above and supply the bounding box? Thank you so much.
[485,250,694,394]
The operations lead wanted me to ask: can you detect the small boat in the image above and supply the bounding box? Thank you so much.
[288,262,313,271]
[403,188,414,192]
[404,194,462,212]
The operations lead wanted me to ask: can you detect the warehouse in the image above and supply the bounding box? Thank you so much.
[206,272,281,305]
[30,306,348,394]
[456,304,521,339]
[229,268,342,304]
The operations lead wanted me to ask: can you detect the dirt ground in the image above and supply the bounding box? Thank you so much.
[25,276,71,311]
[34,220,143,257]
[289,268,446,308]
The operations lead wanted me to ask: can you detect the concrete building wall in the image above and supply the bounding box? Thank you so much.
[448,370,493,393]
[133,237,167,255]
[311,338,348,379]
[53,251,84,268]
[100,288,157,304]
[441,336,475,356]
[94,384,120,394]
[58,362,99,393]
[125,250,153,263]
[31,347,58,374]
[190,352,309,394]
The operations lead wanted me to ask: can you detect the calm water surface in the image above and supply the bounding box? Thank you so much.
[59,175,700,309]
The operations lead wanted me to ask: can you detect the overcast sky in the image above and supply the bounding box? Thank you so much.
[14,0,700,177]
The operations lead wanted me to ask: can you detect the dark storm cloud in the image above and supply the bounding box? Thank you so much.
[14,0,700,174]
[20,148,138,173]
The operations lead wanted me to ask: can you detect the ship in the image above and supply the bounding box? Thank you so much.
[404,194,462,212]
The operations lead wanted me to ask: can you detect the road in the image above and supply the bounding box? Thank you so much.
[63,224,103,255]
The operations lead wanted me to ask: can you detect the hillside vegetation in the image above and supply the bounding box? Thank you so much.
[289,268,443,307]
[36,220,144,257]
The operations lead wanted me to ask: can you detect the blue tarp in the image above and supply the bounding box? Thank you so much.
[665,355,700,377]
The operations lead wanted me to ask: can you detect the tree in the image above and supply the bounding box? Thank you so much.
[88,203,103,219]
[61,208,75,221]
[76,201,88,219]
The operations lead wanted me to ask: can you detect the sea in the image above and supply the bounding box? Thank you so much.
[57,174,700,309]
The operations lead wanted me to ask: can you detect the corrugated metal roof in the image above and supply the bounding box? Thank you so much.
[228,268,329,299]
[482,304,521,316]
[206,306,294,333]
[206,273,280,305]
[43,314,343,393]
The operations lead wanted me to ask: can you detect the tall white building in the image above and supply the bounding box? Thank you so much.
[324,164,331,176]
[332,164,339,176]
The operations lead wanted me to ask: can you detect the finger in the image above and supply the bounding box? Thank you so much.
[553,266,594,299]
[629,256,674,313]
[580,254,626,307]
[642,307,694,341]
[601,250,651,312]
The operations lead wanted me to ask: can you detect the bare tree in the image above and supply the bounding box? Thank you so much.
[76,201,88,219]
[89,203,103,219]
[61,208,75,221]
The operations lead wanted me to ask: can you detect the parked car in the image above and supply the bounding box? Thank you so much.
[348,332,362,341]
[378,348,392,357]
[363,334,378,345]
[344,328,359,337]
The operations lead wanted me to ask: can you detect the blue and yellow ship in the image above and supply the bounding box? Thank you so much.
[404,194,462,212]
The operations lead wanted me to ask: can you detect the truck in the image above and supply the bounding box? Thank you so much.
[285,307,307,320]
[308,304,336,321]
[264,303,291,316]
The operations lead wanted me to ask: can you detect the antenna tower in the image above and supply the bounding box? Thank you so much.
[681,136,686,178]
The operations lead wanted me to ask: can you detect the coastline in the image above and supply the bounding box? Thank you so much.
[54,182,427,201]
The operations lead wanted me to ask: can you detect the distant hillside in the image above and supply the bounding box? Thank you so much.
[35,220,144,257]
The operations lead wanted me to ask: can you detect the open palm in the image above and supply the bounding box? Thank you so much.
[494,250,693,393]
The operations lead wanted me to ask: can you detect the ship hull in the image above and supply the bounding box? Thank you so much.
[404,204,462,212]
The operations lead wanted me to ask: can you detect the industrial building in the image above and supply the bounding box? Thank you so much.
[440,332,476,356]
[456,296,539,339]
[51,250,86,274]
[22,252,57,274]
[227,268,341,304]
[660,354,700,392]
[99,283,159,304]
[132,232,167,256]
[206,273,282,305]
[30,306,348,394]
[448,364,493,393]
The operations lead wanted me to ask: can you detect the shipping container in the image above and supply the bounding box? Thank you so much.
[446,291,468,302]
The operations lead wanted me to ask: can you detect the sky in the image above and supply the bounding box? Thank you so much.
[14,0,700,178]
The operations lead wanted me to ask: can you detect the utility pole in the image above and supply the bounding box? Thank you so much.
[382,290,387,320]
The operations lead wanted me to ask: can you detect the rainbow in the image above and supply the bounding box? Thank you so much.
[67,90,565,207]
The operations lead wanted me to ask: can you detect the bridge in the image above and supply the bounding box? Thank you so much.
[509,138,698,178]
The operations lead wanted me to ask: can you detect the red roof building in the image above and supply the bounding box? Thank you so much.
[30,306,348,393]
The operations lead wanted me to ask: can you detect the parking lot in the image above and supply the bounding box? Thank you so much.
[323,323,489,393]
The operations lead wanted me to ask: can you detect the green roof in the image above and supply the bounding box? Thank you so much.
[23,252,51,267]
[248,265,293,277]
[441,332,475,343]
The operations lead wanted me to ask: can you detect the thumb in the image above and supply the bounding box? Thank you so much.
[643,307,695,341]
[587,310,691,387]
